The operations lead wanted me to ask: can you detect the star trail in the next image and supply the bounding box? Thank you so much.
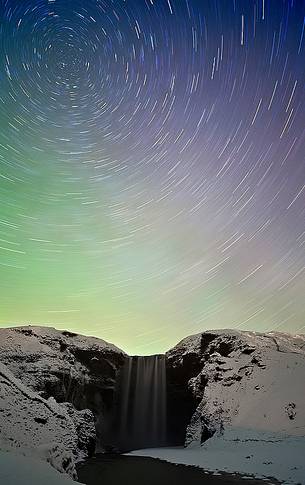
[0,0,304,354]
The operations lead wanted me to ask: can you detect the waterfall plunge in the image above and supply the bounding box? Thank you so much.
[114,355,167,451]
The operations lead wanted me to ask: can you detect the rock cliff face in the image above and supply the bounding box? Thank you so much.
[0,326,126,451]
[166,329,305,446]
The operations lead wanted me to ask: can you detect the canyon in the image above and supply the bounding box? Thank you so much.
[0,326,305,483]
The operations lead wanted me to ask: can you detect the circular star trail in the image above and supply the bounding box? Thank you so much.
[0,0,304,354]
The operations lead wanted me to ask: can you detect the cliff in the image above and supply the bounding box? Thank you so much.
[166,329,305,444]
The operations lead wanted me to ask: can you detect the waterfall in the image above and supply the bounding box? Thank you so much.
[114,354,167,451]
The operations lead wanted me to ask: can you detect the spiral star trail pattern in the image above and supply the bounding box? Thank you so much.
[0,0,304,354]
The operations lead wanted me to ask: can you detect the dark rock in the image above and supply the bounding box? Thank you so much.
[34,417,48,424]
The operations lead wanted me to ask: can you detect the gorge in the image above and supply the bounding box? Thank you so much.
[0,326,305,484]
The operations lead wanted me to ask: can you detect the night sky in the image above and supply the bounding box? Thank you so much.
[0,0,304,354]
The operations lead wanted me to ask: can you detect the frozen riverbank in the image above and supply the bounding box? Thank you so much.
[129,429,305,484]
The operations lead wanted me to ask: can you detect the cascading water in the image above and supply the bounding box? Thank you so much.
[113,354,167,451]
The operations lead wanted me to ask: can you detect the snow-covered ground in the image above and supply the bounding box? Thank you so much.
[0,450,80,485]
[129,428,305,484]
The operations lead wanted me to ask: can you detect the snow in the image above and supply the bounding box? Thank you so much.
[129,428,305,484]
[0,361,84,478]
[153,329,305,484]
[0,325,124,481]
[0,325,125,397]
[0,450,80,485]
[167,330,305,441]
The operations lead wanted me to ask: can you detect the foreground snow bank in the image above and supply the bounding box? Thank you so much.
[129,428,305,484]
[0,450,81,485]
